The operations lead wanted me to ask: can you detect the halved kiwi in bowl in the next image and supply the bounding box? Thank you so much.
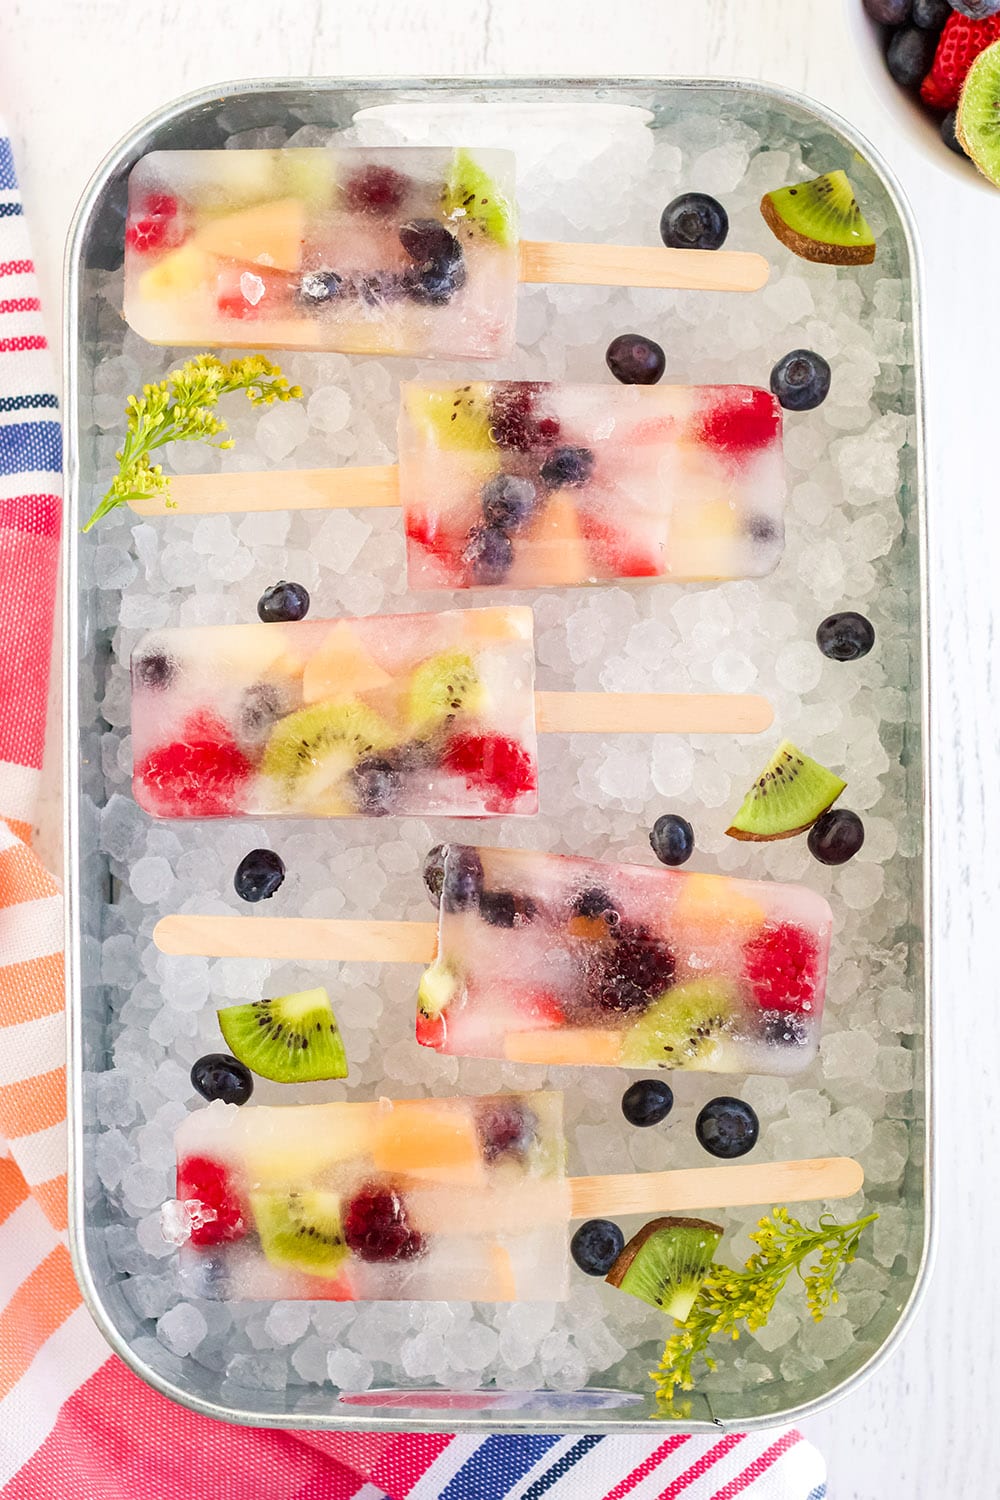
[958,40,1000,188]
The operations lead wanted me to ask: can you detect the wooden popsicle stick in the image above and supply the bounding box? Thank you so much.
[519,240,770,294]
[569,1156,864,1219]
[154,915,436,962]
[129,464,400,517]
[536,691,774,736]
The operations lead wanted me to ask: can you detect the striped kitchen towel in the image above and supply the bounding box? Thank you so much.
[0,122,827,1498]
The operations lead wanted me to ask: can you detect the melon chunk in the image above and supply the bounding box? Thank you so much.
[195,197,306,272]
[302,622,394,705]
[514,496,591,586]
[504,1028,621,1066]
[138,243,212,300]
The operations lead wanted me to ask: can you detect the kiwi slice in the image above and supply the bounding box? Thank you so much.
[619,979,737,1071]
[260,699,396,809]
[418,961,458,1021]
[726,739,846,841]
[218,986,348,1083]
[958,41,1000,187]
[403,383,496,452]
[760,170,876,266]
[408,650,484,736]
[252,1189,348,1277]
[443,150,516,246]
[606,1216,723,1320]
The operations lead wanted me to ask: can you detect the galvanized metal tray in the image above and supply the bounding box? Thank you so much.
[64,77,931,1433]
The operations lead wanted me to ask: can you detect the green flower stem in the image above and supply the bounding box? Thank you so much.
[82,353,303,532]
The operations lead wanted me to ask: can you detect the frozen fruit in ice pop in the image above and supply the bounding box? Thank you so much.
[131,607,538,820]
[124,147,519,358]
[399,381,785,588]
[170,1091,569,1301]
[418,846,832,1075]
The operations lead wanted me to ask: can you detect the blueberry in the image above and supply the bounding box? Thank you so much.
[257,581,310,622]
[238,682,286,745]
[816,611,875,661]
[748,515,783,545]
[952,0,1000,17]
[605,333,666,386]
[481,473,537,532]
[479,889,536,928]
[400,220,466,305]
[422,843,449,906]
[352,757,400,814]
[234,848,286,902]
[539,446,595,489]
[911,0,950,26]
[649,813,695,867]
[572,886,620,922]
[477,1098,539,1162]
[570,1218,625,1276]
[190,1053,254,1105]
[807,808,865,865]
[299,270,343,305]
[621,1078,674,1127]
[941,110,967,156]
[462,524,513,585]
[442,846,484,912]
[769,349,832,412]
[862,0,911,20]
[762,1012,811,1048]
[695,1097,759,1159]
[659,193,729,251]
[133,650,176,690]
[886,26,937,90]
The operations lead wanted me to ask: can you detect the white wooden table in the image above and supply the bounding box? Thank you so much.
[8,1,998,1493]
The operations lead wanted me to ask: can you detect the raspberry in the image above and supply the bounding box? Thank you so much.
[442,733,537,809]
[125,217,172,253]
[176,1156,245,1247]
[476,1099,539,1162]
[591,923,676,1014]
[125,195,183,254]
[344,165,410,213]
[698,387,781,458]
[744,921,820,1014]
[142,193,179,219]
[489,384,559,450]
[343,1185,424,1262]
[921,12,1000,109]
[135,712,252,817]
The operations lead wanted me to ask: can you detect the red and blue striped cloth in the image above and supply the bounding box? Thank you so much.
[0,122,827,1499]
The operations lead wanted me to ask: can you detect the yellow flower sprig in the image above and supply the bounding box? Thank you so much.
[652,1206,877,1411]
[82,353,303,532]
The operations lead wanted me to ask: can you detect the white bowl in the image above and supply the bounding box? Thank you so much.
[845,0,996,191]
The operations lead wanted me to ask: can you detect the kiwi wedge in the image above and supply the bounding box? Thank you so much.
[606,1216,723,1320]
[403,383,496,452]
[260,699,396,810]
[726,740,845,842]
[760,170,876,266]
[443,150,516,246]
[408,650,484,736]
[252,1189,348,1277]
[619,978,737,1071]
[958,41,1000,187]
[218,986,348,1083]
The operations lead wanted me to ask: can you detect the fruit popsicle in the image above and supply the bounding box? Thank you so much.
[130,607,772,821]
[124,147,519,359]
[418,846,832,1074]
[169,1091,863,1302]
[122,148,769,359]
[130,380,787,591]
[171,1091,570,1301]
[399,381,785,588]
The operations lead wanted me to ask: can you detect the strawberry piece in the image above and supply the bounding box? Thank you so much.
[415,1008,447,1050]
[176,1155,246,1247]
[697,387,781,460]
[743,921,820,1015]
[404,512,462,576]
[921,12,1000,110]
[509,990,565,1027]
[442,732,537,810]
[135,712,252,818]
[578,514,663,578]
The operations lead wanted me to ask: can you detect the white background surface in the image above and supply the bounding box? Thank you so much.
[3,1,997,1494]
